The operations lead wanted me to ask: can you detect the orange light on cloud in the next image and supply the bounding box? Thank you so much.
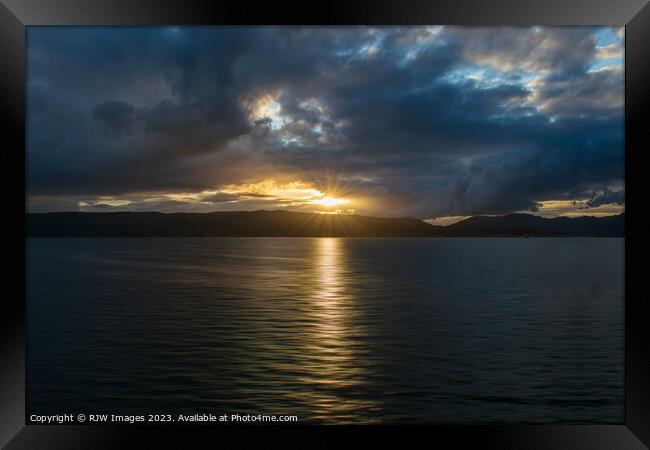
[532,199,624,218]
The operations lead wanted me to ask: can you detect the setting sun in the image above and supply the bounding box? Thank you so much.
[312,196,349,208]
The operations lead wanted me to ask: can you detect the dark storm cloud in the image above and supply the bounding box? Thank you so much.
[587,188,625,208]
[93,100,139,135]
[27,26,624,217]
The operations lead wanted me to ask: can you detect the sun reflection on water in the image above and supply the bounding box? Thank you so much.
[285,238,381,423]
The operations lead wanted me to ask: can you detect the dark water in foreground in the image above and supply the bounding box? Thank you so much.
[27,238,624,424]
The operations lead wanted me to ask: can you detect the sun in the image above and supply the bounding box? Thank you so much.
[312,196,349,208]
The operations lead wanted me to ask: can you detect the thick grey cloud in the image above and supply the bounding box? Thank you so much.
[587,188,625,207]
[27,26,624,217]
[93,100,139,135]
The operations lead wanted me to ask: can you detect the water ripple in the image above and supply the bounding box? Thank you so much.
[27,237,624,423]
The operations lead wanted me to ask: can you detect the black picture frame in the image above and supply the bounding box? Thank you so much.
[2,0,648,448]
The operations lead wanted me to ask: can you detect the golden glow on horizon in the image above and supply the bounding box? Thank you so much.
[424,216,470,226]
[77,177,361,214]
[220,180,323,202]
[423,199,624,226]
[311,196,349,208]
[533,199,624,218]
[148,179,357,213]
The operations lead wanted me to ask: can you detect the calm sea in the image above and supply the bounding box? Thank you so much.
[27,237,624,424]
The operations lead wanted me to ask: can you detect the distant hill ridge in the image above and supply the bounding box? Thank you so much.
[447,212,624,237]
[26,210,624,237]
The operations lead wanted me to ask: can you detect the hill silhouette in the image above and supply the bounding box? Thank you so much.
[26,210,441,237]
[447,213,624,237]
[26,211,624,237]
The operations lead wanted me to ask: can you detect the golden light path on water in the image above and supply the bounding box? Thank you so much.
[285,238,381,423]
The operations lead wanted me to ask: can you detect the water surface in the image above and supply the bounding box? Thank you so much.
[27,237,624,423]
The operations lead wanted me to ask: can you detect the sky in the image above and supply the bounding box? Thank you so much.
[26,26,625,222]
